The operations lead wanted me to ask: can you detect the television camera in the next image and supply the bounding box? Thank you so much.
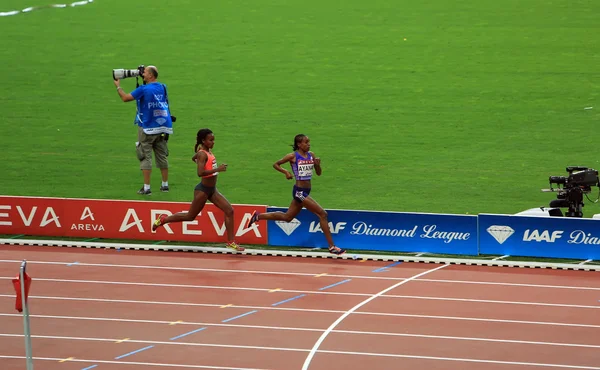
[543,166,600,217]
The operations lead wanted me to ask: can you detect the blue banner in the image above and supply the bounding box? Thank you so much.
[266,207,478,255]
[479,214,600,259]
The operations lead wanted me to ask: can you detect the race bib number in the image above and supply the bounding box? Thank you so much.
[298,163,314,178]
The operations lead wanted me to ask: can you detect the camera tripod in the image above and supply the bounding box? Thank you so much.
[549,187,585,217]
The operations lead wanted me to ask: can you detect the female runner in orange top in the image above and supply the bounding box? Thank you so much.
[152,128,244,251]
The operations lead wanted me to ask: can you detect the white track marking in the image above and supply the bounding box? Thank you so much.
[1,294,598,328]
[2,238,598,271]
[316,350,600,369]
[1,317,598,349]
[0,0,93,17]
[5,274,600,293]
[3,310,600,330]
[1,259,599,291]
[2,334,600,369]
[0,277,597,309]
[0,333,307,351]
[0,259,374,279]
[0,355,266,369]
[417,278,600,291]
[0,277,370,296]
[381,295,600,309]
[355,311,600,328]
[301,264,448,370]
[332,330,600,348]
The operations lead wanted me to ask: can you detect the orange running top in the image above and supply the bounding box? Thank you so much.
[199,149,218,178]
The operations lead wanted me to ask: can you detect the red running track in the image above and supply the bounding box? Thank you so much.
[1,244,600,370]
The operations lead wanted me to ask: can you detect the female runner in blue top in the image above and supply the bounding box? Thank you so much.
[247,134,345,255]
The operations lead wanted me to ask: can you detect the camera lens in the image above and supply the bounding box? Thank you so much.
[549,176,567,185]
[111,68,141,80]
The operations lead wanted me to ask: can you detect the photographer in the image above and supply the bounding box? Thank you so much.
[114,65,173,195]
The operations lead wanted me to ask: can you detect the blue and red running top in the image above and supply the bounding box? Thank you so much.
[291,151,314,181]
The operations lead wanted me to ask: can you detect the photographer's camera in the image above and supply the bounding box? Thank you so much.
[112,65,145,80]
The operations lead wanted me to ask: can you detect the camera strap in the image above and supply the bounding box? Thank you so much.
[162,83,176,125]
[162,84,171,112]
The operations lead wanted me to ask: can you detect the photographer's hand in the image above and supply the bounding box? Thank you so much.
[114,80,135,102]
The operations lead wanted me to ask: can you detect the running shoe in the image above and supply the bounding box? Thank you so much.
[328,245,346,255]
[225,242,245,252]
[137,187,151,195]
[246,211,259,228]
[152,214,167,231]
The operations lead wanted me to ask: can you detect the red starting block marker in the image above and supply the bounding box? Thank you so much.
[12,269,32,313]
[12,260,34,370]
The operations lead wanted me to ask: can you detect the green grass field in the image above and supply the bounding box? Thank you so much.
[1,0,599,216]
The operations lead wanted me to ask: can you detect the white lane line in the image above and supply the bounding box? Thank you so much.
[1,294,599,328]
[2,239,597,271]
[418,278,600,291]
[301,264,449,370]
[2,334,600,369]
[2,259,599,290]
[1,317,598,349]
[0,278,596,309]
[355,311,600,328]
[0,355,266,369]
[0,277,372,297]
[0,259,399,280]
[382,295,600,309]
[316,350,600,369]
[0,0,94,17]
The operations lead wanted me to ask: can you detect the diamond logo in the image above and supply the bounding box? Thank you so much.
[276,219,301,236]
[487,225,515,244]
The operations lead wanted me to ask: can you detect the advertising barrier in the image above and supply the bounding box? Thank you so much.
[479,213,600,259]
[2,196,600,260]
[0,196,267,245]
[266,207,478,255]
